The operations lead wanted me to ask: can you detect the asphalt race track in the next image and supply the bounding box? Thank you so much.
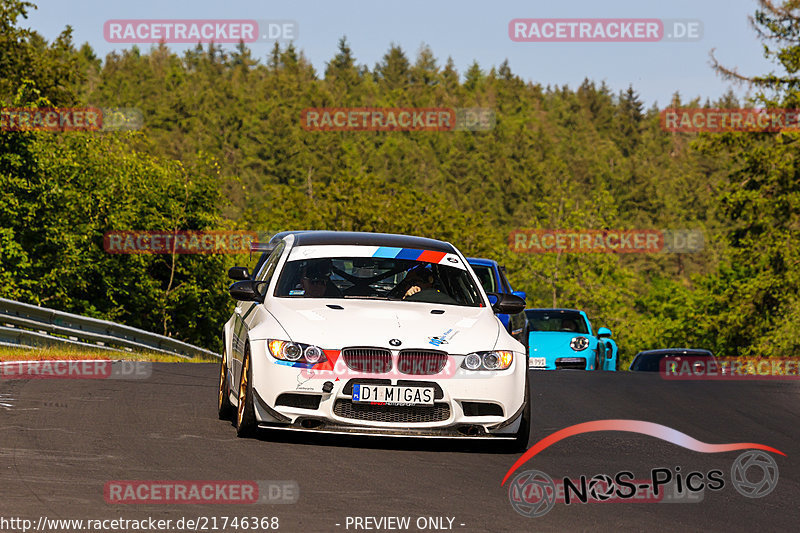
[1,364,797,532]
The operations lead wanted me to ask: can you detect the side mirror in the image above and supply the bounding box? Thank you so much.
[597,327,612,338]
[228,266,250,280]
[511,290,527,301]
[229,280,264,302]
[487,293,526,315]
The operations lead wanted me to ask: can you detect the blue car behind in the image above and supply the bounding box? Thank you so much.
[525,308,618,371]
[466,258,529,350]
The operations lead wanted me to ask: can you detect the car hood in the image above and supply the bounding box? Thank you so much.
[528,331,596,354]
[261,298,502,353]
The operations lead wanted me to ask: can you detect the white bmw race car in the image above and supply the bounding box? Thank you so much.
[219,231,530,449]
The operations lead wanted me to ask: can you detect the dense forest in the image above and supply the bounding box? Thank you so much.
[1,0,799,363]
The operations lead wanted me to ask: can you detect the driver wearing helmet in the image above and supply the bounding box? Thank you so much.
[299,259,341,298]
[403,265,435,299]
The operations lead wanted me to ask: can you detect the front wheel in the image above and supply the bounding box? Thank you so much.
[235,348,257,437]
[502,374,531,453]
[218,345,234,420]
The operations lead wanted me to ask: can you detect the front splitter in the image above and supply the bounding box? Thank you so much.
[257,421,516,439]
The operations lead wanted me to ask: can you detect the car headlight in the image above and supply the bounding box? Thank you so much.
[461,351,513,371]
[304,345,324,363]
[268,339,328,364]
[464,353,482,370]
[570,336,589,351]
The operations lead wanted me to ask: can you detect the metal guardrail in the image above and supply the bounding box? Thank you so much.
[0,298,219,359]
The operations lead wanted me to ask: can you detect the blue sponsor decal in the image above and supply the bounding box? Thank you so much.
[428,328,457,347]
[274,360,315,369]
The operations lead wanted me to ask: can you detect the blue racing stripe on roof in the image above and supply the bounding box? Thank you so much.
[373,247,403,258]
[396,248,424,260]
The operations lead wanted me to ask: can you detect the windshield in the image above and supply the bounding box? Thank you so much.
[525,310,589,334]
[631,352,716,372]
[275,256,484,307]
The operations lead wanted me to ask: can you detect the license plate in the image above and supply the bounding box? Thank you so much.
[530,357,547,367]
[352,384,434,406]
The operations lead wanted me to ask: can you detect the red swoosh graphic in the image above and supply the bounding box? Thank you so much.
[501,419,785,486]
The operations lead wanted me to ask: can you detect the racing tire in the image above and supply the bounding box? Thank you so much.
[218,343,234,420]
[235,347,257,438]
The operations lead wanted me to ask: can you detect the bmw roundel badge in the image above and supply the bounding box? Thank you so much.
[389,339,402,347]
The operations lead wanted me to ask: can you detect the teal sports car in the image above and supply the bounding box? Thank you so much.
[525,308,618,371]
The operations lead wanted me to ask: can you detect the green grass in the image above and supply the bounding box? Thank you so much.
[0,344,218,363]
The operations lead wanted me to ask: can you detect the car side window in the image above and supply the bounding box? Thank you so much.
[473,266,496,293]
[498,267,513,293]
[255,241,285,296]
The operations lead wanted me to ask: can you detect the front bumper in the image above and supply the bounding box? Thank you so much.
[244,341,527,438]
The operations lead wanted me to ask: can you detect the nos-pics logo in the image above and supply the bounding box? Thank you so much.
[501,420,784,518]
[508,450,779,517]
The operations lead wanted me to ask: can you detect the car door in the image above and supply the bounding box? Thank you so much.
[231,241,285,389]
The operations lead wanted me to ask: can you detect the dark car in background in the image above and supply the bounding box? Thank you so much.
[466,258,528,349]
[629,348,717,372]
